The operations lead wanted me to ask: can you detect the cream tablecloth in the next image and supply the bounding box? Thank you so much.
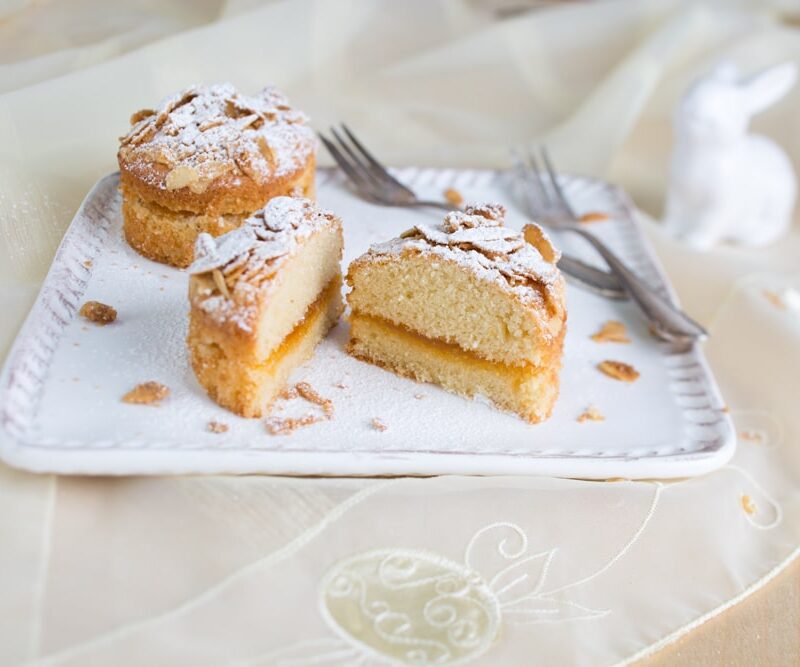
[1,1,799,665]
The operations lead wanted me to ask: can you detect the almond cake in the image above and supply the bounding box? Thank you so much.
[346,203,567,423]
[187,197,343,418]
[118,83,316,267]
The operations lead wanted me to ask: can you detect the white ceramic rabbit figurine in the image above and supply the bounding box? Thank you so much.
[663,61,797,249]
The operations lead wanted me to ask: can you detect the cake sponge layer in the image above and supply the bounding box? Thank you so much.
[347,250,565,368]
[189,276,342,418]
[348,312,560,423]
[122,160,315,268]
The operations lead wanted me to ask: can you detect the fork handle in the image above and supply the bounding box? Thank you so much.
[565,225,708,342]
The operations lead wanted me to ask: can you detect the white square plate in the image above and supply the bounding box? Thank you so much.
[0,169,734,478]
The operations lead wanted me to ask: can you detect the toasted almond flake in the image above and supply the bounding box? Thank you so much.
[577,405,605,423]
[371,418,388,432]
[130,108,155,124]
[741,494,756,515]
[739,429,764,443]
[590,320,631,344]
[444,188,464,207]
[597,360,639,382]
[79,301,117,325]
[122,381,169,405]
[212,269,230,299]
[83,259,93,269]
[762,290,786,310]
[580,211,610,223]
[165,165,202,192]
[522,223,560,263]
[207,420,229,434]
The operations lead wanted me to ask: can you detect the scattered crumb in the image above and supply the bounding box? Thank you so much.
[267,382,334,435]
[72,377,80,383]
[267,414,321,435]
[577,405,605,423]
[279,386,298,400]
[159,287,165,292]
[296,382,334,418]
[122,381,169,405]
[605,477,628,483]
[739,429,764,444]
[333,381,349,390]
[721,405,730,413]
[580,211,610,223]
[79,300,117,325]
[444,188,463,207]
[371,418,388,432]
[161,274,169,279]
[414,393,426,400]
[207,420,229,434]
[590,320,630,344]
[740,494,756,515]
[597,360,639,382]
[73,342,80,347]
[83,260,93,269]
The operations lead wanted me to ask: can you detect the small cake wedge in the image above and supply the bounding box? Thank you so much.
[188,197,343,418]
[346,204,566,423]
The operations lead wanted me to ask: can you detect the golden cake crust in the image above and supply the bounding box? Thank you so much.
[118,84,316,214]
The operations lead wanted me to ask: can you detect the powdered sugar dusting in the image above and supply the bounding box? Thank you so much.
[119,83,315,190]
[189,197,338,332]
[368,203,562,304]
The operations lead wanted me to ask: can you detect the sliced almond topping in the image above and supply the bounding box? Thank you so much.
[79,301,117,325]
[590,320,631,344]
[130,108,155,125]
[256,135,275,164]
[212,269,230,299]
[580,211,610,223]
[523,223,561,263]
[165,165,201,192]
[122,381,169,405]
[597,360,639,382]
[577,405,605,423]
[371,418,388,432]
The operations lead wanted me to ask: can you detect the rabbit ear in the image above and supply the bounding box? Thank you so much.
[740,62,798,115]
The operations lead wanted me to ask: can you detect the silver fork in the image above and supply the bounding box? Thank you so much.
[319,124,625,299]
[515,146,708,344]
